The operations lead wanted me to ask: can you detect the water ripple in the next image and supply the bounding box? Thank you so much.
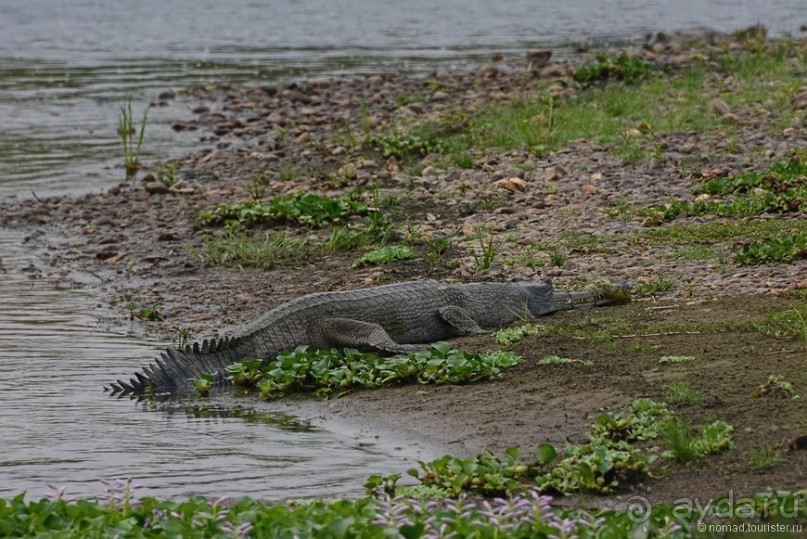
[0,229,415,500]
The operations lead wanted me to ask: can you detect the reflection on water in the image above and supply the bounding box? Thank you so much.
[0,229,418,500]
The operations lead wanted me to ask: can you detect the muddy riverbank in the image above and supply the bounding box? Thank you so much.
[2,30,805,504]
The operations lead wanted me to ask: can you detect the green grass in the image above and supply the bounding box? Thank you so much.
[277,163,302,182]
[192,230,311,270]
[749,445,783,471]
[662,416,698,464]
[747,304,807,339]
[634,271,675,297]
[118,95,149,179]
[357,39,806,172]
[664,381,702,406]
[661,417,734,464]
[636,217,804,246]
[468,228,497,273]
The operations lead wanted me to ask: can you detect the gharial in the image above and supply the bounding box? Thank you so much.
[107,279,630,396]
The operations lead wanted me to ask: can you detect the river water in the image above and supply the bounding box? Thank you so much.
[0,0,805,500]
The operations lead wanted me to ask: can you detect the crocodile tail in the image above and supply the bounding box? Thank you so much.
[105,335,250,397]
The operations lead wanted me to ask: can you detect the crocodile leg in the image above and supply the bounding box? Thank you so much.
[317,318,425,354]
[437,306,488,335]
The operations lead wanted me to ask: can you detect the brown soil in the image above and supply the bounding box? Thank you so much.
[1,33,805,506]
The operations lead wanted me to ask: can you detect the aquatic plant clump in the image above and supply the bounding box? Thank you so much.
[404,399,734,497]
[200,192,371,228]
[3,476,805,538]
[214,343,521,399]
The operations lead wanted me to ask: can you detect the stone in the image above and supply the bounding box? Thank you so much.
[538,64,566,79]
[544,165,567,181]
[526,49,552,70]
[790,91,807,110]
[477,64,498,78]
[432,91,449,101]
[493,177,528,192]
[710,99,731,115]
[144,181,170,195]
[308,77,331,88]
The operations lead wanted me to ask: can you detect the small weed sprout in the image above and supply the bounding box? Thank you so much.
[659,355,696,364]
[635,270,675,297]
[749,445,782,472]
[662,417,697,464]
[664,381,702,406]
[172,326,192,350]
[754,374,796,399]
[125,300,164,321]
[469,228,497,273]
[424,235,454,273]
[118,95,149,179]
[537,355,593,366]
[154,163,177,187]
[548,247,566,267]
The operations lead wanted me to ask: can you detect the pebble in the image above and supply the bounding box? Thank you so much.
[710,99,731,115]
[791,91,807,110]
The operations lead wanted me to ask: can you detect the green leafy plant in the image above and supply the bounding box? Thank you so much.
[575,53,656,86]
[154,163,177,187]
[172,326,192,350]
[424,235,454,273]
[118,95,149,179]
[734,232,807,265]
[370,129,447,161]
[353,245,415,268]
[537,355,592,366]
[659,355,696,364]
[213,343,521,400]
[494,323,542,345]
[200,193,370,228]
[753,374,795,399]
[661,418,734,463]
[192,372,214,396]
[639,155,807,225]
[124,300,164,321]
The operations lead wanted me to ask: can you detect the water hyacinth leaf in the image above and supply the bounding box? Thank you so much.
[535,443,557,466]
[430,341,452,356]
